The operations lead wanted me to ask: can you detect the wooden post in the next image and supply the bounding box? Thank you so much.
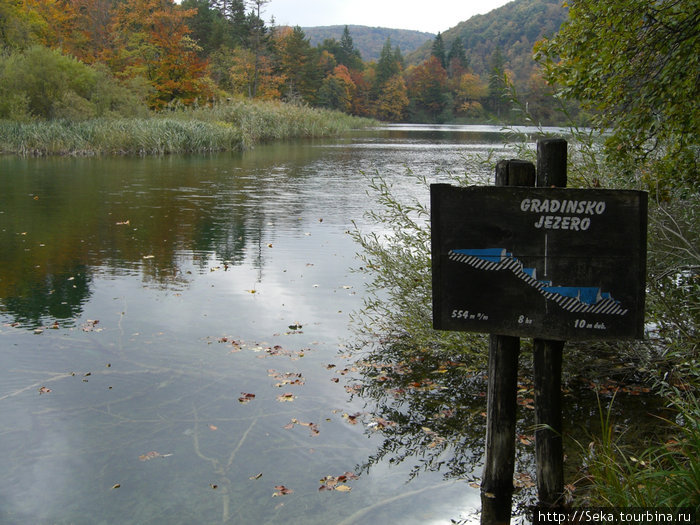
[481,160,535,525]
[533,138,567,507]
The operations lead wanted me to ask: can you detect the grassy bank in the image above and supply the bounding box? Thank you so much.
[0,99,376,156]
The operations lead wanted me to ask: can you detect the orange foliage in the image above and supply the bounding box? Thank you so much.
[106,0,210,108]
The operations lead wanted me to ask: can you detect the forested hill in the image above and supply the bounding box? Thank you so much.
[408,0,568,81]
[301,25,435,62]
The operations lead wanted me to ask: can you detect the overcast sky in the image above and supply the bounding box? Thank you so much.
[264,0,514,34]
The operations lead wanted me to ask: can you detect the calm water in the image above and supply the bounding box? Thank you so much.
[0,124,646,524]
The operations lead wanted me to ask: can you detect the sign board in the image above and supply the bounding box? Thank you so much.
[431,184,647,340]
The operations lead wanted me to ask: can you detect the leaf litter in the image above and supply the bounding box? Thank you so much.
[319,471,358,492]
[283,418,319,436]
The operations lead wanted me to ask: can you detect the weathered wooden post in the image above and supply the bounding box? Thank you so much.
[481,160,535,524]
[533,139,567,507]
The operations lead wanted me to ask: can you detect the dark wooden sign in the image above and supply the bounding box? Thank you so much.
[431,184,647,340]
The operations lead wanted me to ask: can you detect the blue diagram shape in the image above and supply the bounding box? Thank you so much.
[449,248,628,316]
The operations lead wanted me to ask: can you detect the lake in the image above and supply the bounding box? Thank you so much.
[0,124,634,524]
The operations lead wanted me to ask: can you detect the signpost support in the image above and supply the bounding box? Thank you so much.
[533,139,567,507]
[481,160,535,525]
[431,138,646,523]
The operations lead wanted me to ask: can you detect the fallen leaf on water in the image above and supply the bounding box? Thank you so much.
[272,485,293,497]
[139,451,167,461]
[342,412,362,425]
[238,393,256,404]
[319,472,358,491]
[283,418,319,436]
[276,393,295,402]
[513,472,535,488]
[38,386,51,394]
[268,369,305,387]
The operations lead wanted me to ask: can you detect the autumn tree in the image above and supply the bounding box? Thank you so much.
[318,64,355,112]
[455,72,486,118]
[23,0,79,51]
[107,0,210,109]
[376,74,408,122]
[229,47,283,99]
[349,68,372,117]
[407,56,449,121]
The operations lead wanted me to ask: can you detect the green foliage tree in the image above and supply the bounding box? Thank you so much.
[430,32,446,68]
[535,0,699,188]
[375,37,401,89]
[0,0,43,50]
[277,26,321,104]
[446,37,468,79]
[486,45,508,118]
[0,45,147,120]
[338,25,363,70]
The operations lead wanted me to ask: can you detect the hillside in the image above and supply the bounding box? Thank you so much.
[301,25,435,62]
[408,0,568,82]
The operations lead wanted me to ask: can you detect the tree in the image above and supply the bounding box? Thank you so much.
[0,0,43,50]
[229,47,283,99]
[446,37,468,79]
[107,0,210,108]
[455,72,486,117]
[0,45,147,119]
[376,74,408,122]
[318,64,355,112]
[338,25,363,70]
[486,45,507,118]
[246,0,270,98]
[535,0,699,186]
[431,32,446,68]
[375,37,400,89]
[407,56,448,120]
[276,26,319,103]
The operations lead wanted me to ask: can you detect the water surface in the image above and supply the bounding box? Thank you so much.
[1,124,630,524]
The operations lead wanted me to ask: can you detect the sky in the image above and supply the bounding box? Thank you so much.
[264,0,514,34]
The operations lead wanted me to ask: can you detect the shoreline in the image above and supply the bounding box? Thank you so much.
[0,100,376,157]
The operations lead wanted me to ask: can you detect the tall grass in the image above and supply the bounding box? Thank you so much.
[581,392,700,509]
[0,99,375,156]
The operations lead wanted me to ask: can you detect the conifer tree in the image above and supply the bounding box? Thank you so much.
[431,32,446,68]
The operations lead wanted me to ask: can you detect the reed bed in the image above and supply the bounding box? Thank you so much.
[0,99,375,156]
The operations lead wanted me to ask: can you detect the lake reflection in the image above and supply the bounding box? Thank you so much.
[0,125,523,524]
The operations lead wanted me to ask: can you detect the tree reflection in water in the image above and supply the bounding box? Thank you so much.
[344,337,540,523]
